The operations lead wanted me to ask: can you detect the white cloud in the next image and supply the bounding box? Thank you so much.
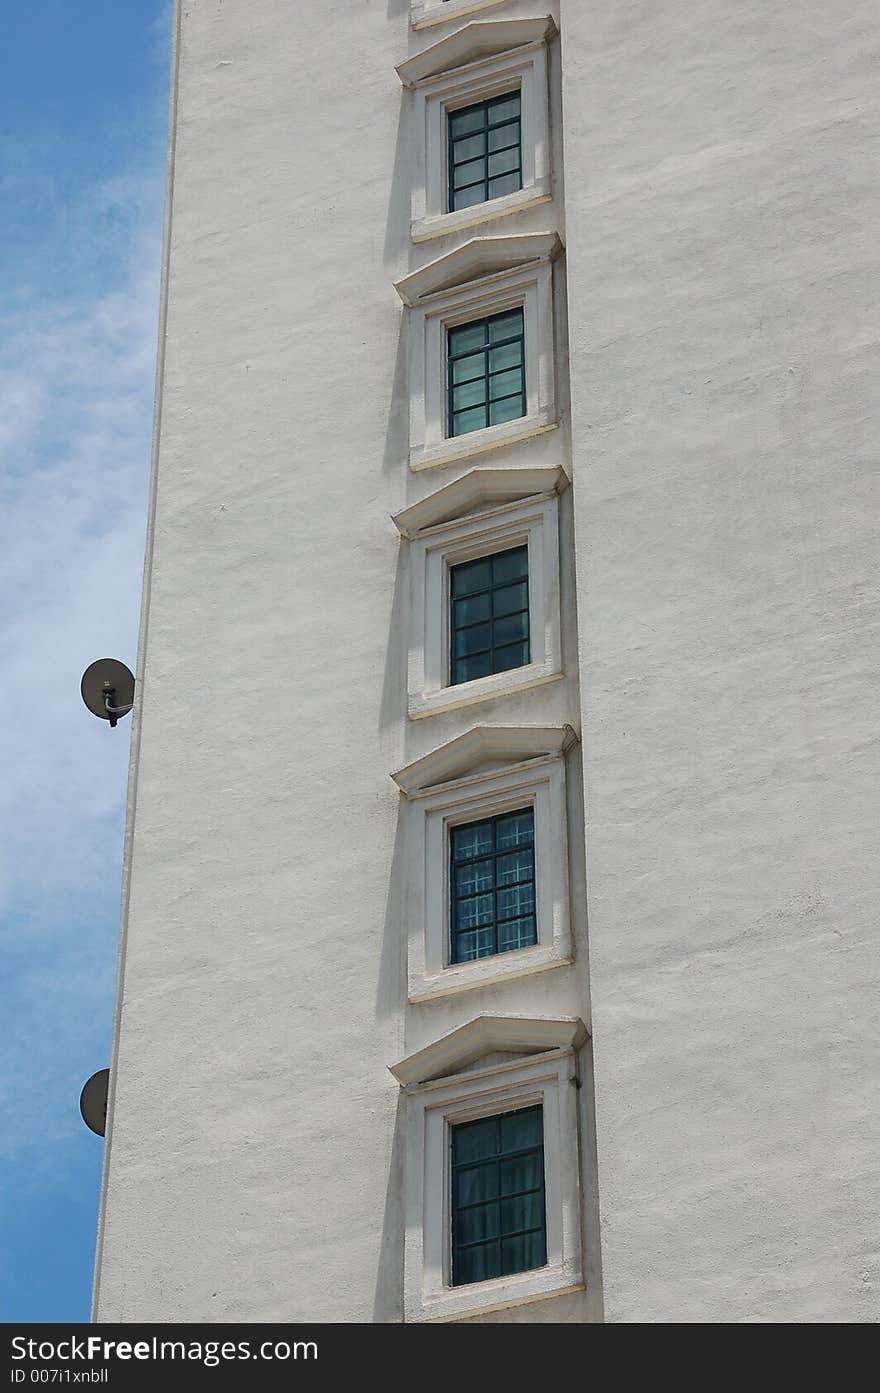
[0,166,163,1167]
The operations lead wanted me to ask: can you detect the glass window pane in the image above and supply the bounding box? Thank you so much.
[455,1241,498,1286]
[498,915,537,952]
[496,848,533,886]
[493,580,529,617]
[453,181,487,211]
[456,1201,501,1246]
[452,652,493,683]
[451,349,486,385]
[456,1162,499,1207]
[453,1116,497,1163]
[453,592,491,626]
[488,147,520,178]
[493,641,529,673]
[488,310,524,344]
[500,1229,546,1277]
[452,379,486,413]
[491,546,528,584]
[500,1193,543,1236]
[489,394,525,426]
[489,121,520,153]
[489,367,524,402]
[455,858,494,897]
[449,106,484,138]
[452,404,488,437]
[452,621,491,659]
[500,1107,543,1152]
[488,340,523,374]
[498,883,535,921]
[451,820,493,861]
[456,893,494,929]
[453,131,486,164]
[493,610,529,646]
[453,157,486,191]
[453,926,495,962]
[488,94,521,125]
[488,171,522,200]
[500,1152,542,1197]
[451,556,490,597]
[495,810,534,850]
[449,322,487,355]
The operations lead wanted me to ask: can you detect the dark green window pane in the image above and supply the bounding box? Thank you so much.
[451,556,491,596]
[495,811,533,849]
[453,652,493,683]
[498,916,537,952]
[489,366,524,402]
[452,622,491,659]
[489,171,522,200]
[451,1106,545,1288]
[488,310,523,343]
[488,340,523,374]
[448,91,521,211]
[451,351,485,385]
[449,322,488,355]
[490,395,525,426]
[454,131,487,163]
[500,1230,546,1277]
[493,580,528,617]
[452,378,487,413]
[493,611,529,647]
[453,404,488,435]
[450,807,535,964]
[453,592,491,626]
[455,858,494,897]
[449,106,484,138]
[491,546,528,584]
[452,821,493,861]
[494,641,531,673]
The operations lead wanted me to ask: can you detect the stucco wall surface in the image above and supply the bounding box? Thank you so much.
[562,0,880,1322]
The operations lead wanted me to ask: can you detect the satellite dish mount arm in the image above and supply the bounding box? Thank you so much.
[102,681,133,729]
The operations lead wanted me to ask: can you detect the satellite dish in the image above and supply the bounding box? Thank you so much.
[81,659,135,728]
[80,1067,110,1136]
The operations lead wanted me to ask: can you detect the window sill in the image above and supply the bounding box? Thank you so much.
[409,663,563,721]
[417,1272,585,1324]
[409,943,572,1004]
[411,0,509,30]
[412,183,553,244]
[411,413,557,473]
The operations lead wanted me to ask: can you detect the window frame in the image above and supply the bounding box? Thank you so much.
[446,88,523,214]
[447,307,527,441]
[411,0,509,30]
[449,803,538,964]
[401,27,553,243]
[391,726,575,1003]
[393,1020,586,1323]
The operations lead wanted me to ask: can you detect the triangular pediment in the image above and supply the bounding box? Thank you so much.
[396,18,558,89]
[394,233,562,308]
[391,724,577,798]
[389,1015,588,1088]
[392,466,568,539]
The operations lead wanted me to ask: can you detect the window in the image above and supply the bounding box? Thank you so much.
[391,725,574,1001]
[448,90,522,212]
[450,806,536,963]
[390,1014,586,1322]
[395,234,561,473]
[393,467,564,718]
[448,309,526,439]
[451,1105,546,1286]
[397,19,555,242]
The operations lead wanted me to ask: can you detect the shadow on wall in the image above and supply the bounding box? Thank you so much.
[375,780,408,1024]
[372,1092,406,1322]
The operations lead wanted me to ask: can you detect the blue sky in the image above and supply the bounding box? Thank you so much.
[0,2,170,1321]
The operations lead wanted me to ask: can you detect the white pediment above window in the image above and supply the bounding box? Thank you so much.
[392,465,568,539]
[391,723,577,798]
[389,1013,588,1088]
[398,18,558,88]
[394,232,562,308]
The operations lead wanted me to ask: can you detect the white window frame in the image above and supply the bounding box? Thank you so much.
[391,726,575,1002]
[408,39,552,243]
[411,0,508,30]
[391,1016,586,1323]
[405,490,563,718]
[395,234,561,474]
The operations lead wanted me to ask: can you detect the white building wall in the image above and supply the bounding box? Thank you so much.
[94,0,600,1323]
[563,0,880,1322]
